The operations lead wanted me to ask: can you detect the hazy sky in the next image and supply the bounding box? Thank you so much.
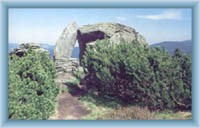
[9,8,192,45]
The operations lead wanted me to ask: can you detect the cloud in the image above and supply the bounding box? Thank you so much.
[116,16,127,21]
[137,11,182,20]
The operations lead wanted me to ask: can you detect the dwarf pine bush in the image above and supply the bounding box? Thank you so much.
[82,39,192,111]
[8,49,59,119]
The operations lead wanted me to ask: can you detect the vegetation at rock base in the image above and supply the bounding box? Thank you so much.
[82,39,192,111]
[8,39,192,120]
[78,93,191,120]
[8,49,59,120]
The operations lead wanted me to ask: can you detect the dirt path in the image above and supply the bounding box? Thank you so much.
[56,91,90,119]
[49,72,90,120]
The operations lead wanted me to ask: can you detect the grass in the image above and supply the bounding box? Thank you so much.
[155,111,192,120]
[65,78,80,87]
[65,76,192,120]
[78,94,192,120]
[100,106,156,120]
[79,94,120,120]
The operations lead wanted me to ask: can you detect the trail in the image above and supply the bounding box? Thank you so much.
[49,72,90,120]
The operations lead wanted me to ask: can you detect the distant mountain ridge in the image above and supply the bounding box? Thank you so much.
[9,43,80,59]
[151,40,192,55]
[9,40,191,59]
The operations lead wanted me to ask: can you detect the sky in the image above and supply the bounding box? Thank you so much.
[9,8,192,45]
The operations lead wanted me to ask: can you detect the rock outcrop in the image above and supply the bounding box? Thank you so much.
[55,58,80,75]
[54,22,78,61]
[52,22,149,119]
[54,22,148,74]
[54,22,78,74]
[10,43,48,57]
[77,22,148,60]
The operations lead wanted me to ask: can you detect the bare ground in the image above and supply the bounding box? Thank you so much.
[49,72,90,120]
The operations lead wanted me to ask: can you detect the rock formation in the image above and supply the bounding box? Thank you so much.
[54,22,78,61]
[10,43,48,57]
[54,22,148,74]
[52,23,149,119]
[77,22,148,60]
[54,22,78,74]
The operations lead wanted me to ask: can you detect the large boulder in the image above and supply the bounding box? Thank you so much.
[53,22,148,74]
[77,22,148,60]
[54,22,78,61]
[54,22,78,75]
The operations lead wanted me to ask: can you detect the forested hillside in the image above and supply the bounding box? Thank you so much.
[151,40,192,55]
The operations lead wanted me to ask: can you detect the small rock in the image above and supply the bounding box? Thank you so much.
[10,43,48,57]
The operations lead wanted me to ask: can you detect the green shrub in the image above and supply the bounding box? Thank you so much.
[73,68,85,80]
[8,49,59,119]
[82,39,192,111]
[170,49,192,110]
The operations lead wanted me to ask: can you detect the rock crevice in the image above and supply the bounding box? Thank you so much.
[77,22,148,60]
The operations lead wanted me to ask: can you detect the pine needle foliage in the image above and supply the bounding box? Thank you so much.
[8,49,59,119]
[82,39,192,111]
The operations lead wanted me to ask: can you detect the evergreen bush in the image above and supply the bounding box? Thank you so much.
[8,49,59,119]
[82,39,192,111]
